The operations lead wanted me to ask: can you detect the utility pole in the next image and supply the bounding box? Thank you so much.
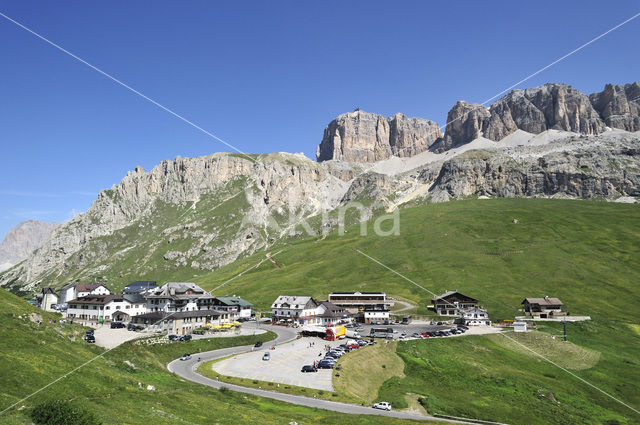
[562,319,567,342]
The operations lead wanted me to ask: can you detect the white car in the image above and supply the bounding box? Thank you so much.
[262,352,270,361]
[179,354,191,361]
[372,402,392,411]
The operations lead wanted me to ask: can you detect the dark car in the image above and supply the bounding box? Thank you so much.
[179,334,192,341]
[301,365,318,373]
[110,322,126,329]
[254,341,263,348]
[127,324,143,331]
[85,335,96,343]
[168,334,180,341]
[85,329,94,335]
[317,361,335,369]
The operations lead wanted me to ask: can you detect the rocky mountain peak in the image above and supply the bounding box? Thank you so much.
[0,220,58,272]
[316,110,442,162]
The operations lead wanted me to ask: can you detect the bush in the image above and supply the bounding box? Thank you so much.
[31,399,101,425]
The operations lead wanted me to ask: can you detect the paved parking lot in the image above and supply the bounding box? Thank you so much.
[211,336,344,391]
[93,326,145,349]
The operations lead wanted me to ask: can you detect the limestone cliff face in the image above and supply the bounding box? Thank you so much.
[590,82,640,132]
[441,84,606,151]
[434,101,491,152]
[316,110,442,162]
[0,221,58,271]
[0,153,349,291]
[319,82,639,159]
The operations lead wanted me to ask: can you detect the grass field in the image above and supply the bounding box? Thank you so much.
[334,342,405,405]
[376,325,640,425]
[0,288,429,424]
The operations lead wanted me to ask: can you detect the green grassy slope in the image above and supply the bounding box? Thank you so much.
[0,289,428,425]
[377,327,639,424]
[199,198,640,321]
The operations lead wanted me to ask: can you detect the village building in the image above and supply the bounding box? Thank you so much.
[430,291,479,315]
[522,297,565,318]
[66,293,147,322]
[361,310,390,324]
[40,287,59,312]
[123,281,157,294]
[131,309,229,335]
[77,283,111,298]
[145,282,216,313]
[317,301,351,326]
[271,296,321,326]
[328,292,392,324]
[211,296,253,318]
[328,291,393,313]
[58,282,111,306]
[458,307,491,326]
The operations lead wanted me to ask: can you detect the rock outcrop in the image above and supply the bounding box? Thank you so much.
[589,82,640,132]
[316,110,442,162]
[0,221,58,271]
[439,84,606,151]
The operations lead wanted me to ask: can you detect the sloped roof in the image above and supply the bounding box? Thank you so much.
[123,293,146,304]
[77,283,108,292]
[271,296,317,310]
[432,291,478,303]
[132,309,224,321]
[71,294,123,305]
[318,301,348,317]
[522,297,563,306]
[124,281,157,294]
[146,282,212,299]
[216,296,253,307]
[42,287,57,296]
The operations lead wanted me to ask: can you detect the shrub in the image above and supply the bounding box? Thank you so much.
[31,399,101,425]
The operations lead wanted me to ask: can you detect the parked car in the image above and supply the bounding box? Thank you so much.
[421,332,431,338]
[372,402,392,411]
[168,334,180,341]
[179,334,192,341]
[85,335,95,344]
[357,340,367,346]
[127,324,143,331]
[254,341,263,348]
[180,353,191,361]
[110,322,126,329]
[317,361,335,369]
[85,329,94,336]
[411,333,422,338]
[301,365,318,373]
[399,333,407,339]
[347,343,360,349]
[262,352,270,361]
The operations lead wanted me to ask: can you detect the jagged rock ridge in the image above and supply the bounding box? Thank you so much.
[318,82,640,160]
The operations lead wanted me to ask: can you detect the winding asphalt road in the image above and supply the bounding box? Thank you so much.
[167,323,476,424]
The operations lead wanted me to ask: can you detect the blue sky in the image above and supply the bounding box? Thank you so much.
[0,1,639,239]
